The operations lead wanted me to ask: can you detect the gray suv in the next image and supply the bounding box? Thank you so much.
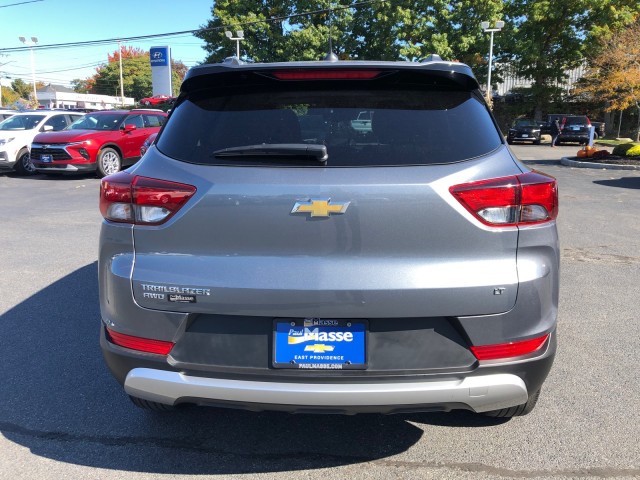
[99,57,559,417]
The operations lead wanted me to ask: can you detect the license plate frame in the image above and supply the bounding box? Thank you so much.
[40,154,52,163]
[273,318,367,370]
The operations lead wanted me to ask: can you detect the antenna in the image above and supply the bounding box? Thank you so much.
[324,2,338,62]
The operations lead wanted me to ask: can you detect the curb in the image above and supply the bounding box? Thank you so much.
[560,157,640,171]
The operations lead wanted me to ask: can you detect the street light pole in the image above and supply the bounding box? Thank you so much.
[224,30,244,59]
[481,21,504,108]
[19,36,39,106]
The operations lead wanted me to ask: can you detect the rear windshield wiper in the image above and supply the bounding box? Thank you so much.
[212,143,328,163]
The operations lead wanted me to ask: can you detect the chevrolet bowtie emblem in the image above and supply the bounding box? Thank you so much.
[304,344,335,353]
[291,199,350,217]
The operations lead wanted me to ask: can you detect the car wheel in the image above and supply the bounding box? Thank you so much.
[533,137,541,145]
[593,132,599,140]
[142,100,150,106]
[129,395,175,412]
[97,147,122,177]
[14,148,36,176]
[482,388,541,418]
[507,139,514,145]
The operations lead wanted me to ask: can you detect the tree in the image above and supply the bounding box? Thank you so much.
[1,85,20,107]
[195,0,503,69]
[499,0,640,119]
[575,19,640,141]
[77,46,187,100]
[11,78,31,99]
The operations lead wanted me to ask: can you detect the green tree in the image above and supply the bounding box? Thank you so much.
[500,0,640,119]
[11,78,31,99]
[195,0,503,66]
[1,85,20,107]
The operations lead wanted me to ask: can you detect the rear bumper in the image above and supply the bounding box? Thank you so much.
[124,368,528,414]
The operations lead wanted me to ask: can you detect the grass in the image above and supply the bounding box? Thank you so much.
[595,139,638,146]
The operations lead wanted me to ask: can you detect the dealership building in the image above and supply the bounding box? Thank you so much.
[35,84,135,110]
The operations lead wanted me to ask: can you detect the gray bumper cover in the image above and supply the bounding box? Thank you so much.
[124,368,528,413]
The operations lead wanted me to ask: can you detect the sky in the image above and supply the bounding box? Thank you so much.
[0,0,216,89]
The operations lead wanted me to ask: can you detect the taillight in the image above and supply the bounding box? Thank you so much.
[271,69,381,80]
[449,171,558,227]
[471,334,549,361]
[106,327,174,355]
[100,172,196,225]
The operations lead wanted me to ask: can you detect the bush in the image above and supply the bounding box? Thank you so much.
[611,143,639,156]
[626,145,640,157]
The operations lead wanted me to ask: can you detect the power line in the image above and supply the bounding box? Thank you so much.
[0,0,43,8]
[0,0,381,53]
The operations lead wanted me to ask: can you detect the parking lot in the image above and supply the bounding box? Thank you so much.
[1,143,639,479]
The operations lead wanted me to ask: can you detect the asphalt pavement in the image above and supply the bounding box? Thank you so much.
[0,146,639,479]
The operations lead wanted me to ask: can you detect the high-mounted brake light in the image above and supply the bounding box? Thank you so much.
[100,172,196,225]
[106,327,174,355]
[271,69,381,80]
[449,171,558,227]
[470,334,550,361]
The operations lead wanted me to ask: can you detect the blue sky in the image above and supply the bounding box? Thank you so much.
[0,0,215,88]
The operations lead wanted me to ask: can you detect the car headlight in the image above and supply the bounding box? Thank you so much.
[0,137,15,146]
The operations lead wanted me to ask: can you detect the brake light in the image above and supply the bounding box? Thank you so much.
[471,334,549,361]
[271,70,381,80]
[100,172,196,225]
[106,327,174,355]
[449,171,558,227]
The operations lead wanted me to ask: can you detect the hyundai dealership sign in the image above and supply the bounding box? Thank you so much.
[150,46,172,96]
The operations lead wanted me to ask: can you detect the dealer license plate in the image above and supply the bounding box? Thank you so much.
[40,154,52,163]
[273,319,366,369]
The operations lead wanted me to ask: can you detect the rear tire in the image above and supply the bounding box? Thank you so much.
[482,388,541,418]
[14,148,36,176]
[129,395,175,412]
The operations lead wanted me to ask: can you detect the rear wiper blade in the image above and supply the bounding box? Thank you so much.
[212,143,328,163]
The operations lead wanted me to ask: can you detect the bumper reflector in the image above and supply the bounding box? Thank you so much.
[106,327,174,355]
[471,334,549,361]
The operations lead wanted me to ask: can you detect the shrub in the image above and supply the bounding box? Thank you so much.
[626,145,640,157]
[612,142,638,156]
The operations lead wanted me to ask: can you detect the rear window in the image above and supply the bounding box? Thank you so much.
[564,116,588,126]
[157,86,501,167]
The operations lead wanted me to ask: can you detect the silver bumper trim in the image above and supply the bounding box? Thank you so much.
[124,368,528,413]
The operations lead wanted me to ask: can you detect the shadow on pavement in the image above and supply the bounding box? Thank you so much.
[593,177,640,190]
[0,263,505,475]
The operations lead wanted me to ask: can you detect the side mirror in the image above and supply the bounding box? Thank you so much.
[123,124,137,133]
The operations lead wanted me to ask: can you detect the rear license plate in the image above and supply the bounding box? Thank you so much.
[522,134,528,137]
[40,154,52,163]
[273,319,367,369]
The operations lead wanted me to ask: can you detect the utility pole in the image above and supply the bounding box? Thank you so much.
[118,41,125,107]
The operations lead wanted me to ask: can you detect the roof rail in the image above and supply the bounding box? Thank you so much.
[421,54,443,63]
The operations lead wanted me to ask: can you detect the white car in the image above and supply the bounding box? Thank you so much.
[0,110,84,175]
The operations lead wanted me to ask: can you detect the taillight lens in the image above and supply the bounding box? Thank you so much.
[450,171,558,227]
[100,172,196,225]
[106,327,174,355]
[471,334,549,361]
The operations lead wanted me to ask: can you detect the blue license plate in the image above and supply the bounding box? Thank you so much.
[40,154,52,163]
[273,319,367,369]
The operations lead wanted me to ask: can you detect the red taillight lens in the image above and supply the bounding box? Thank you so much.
[271,69,381,80]
[470,334,549,361]
[450,171,558,227]
[106,327,174,355]
[100,172,196,225]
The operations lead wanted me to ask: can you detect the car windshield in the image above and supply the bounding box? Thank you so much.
[0,114,45,131]
[514,119,538,127]
[67,113,126,131]
[158,86,502,167]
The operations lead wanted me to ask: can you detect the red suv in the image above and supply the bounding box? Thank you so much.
[31,109,167,176]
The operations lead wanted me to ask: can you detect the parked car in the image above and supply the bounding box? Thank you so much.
[507,118,543,145]
[31,109,167,177]
[139,94,174,106]
[0,109,16,121]
[0,110,84,175]
[99,57,559,417]
[542,114,605,143]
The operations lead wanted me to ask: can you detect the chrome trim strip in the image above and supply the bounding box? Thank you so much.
[124,369,528,413]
